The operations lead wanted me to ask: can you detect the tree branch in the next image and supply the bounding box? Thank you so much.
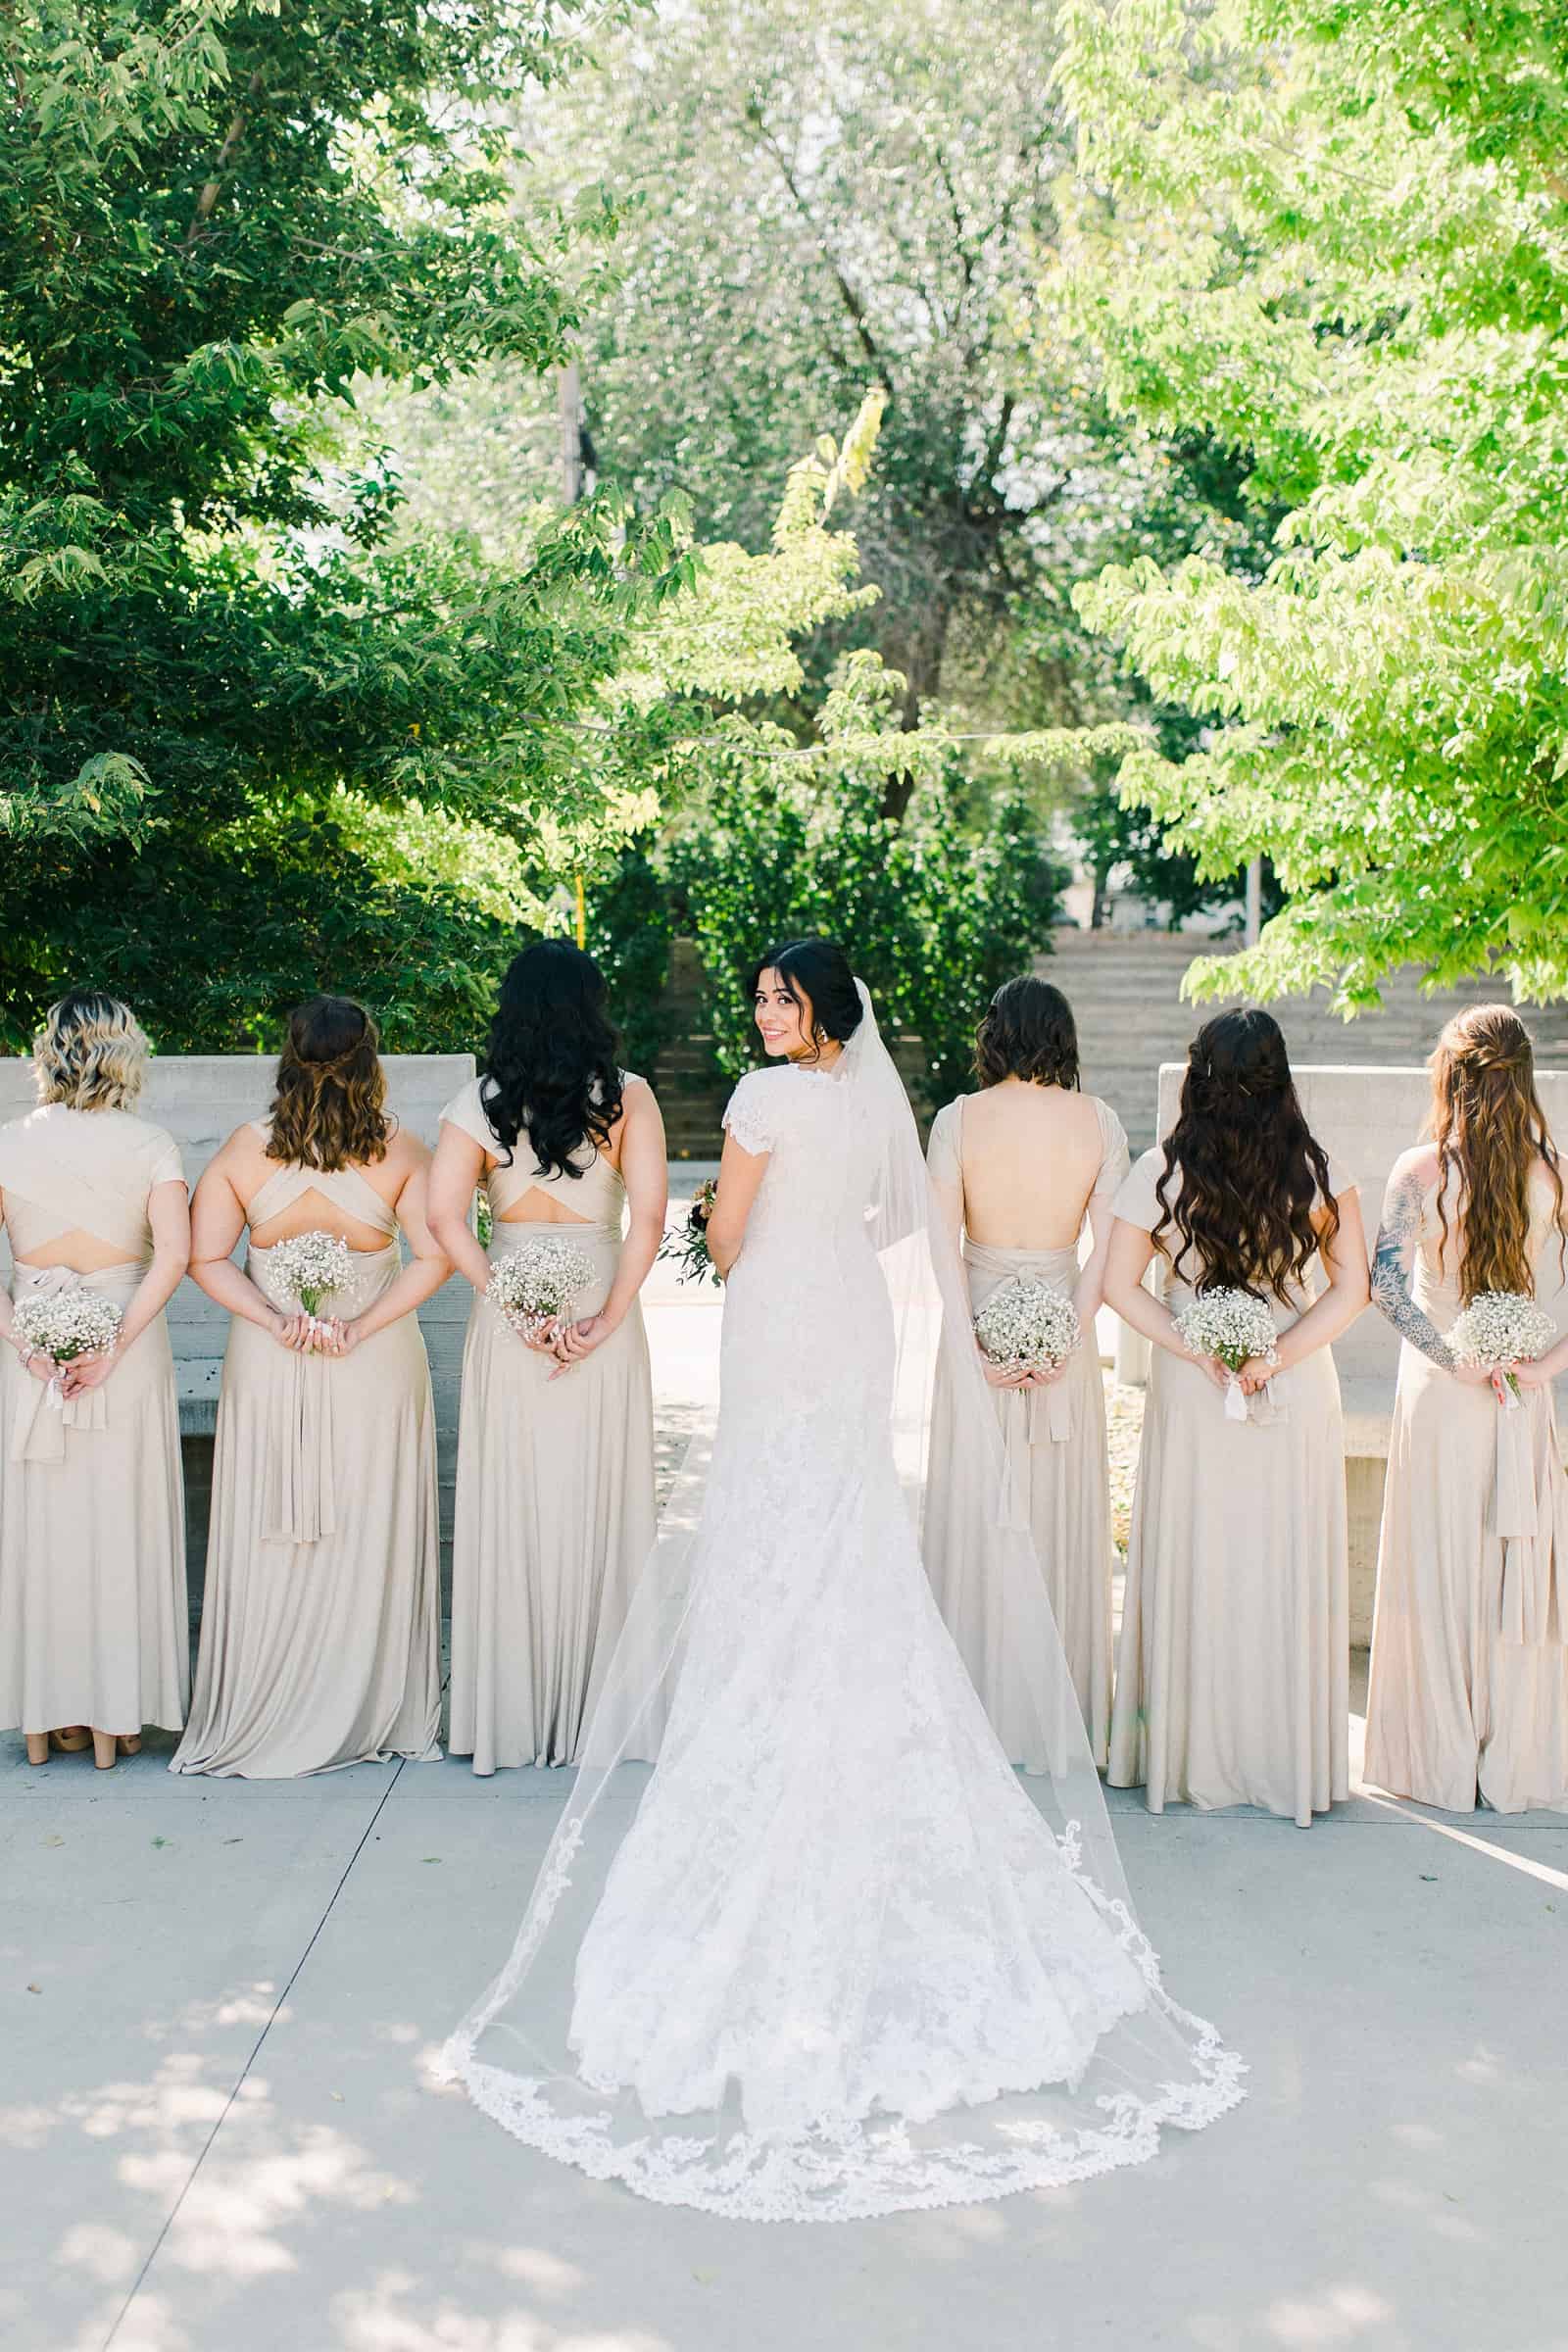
[746,109,889,385]
[184,70,265,248]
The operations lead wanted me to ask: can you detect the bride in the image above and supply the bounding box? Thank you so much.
[438,940,1244,2221]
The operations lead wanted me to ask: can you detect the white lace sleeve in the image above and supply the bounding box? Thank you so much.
[722,1070,778,1158]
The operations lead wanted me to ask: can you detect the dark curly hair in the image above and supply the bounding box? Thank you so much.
[1154,1008,1340,1301]
[974,976,1080,1090]
[749,938,863,1060]
[268,997,390,1172]
[479,940,623,1181]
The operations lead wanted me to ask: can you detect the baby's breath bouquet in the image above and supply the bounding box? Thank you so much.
[487,1233,597,1340]
[657,1179,721,1288]
[14,1289,123,1411]
[1449,1292,1555,1405]
[267,1230,355,1323]
[1173,1287,1279,1424]
[973,1278,1080,1375]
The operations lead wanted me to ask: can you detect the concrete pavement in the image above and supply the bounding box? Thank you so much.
[6,1184,1567,2352]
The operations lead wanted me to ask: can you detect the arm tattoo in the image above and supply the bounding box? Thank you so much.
[1371,1169,1454,1368]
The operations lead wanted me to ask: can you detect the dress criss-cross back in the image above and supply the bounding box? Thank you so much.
[0,1104,188,1738]
[443,1077,656,1773]
[172,1128,440,1778]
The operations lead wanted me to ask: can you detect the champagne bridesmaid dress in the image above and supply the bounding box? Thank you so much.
[1365,1170,1568,1812]
[0,1105,188,1740]
[444,1077,656,1774]
[1108,1150,1353,1827]
[923,1093,1128,1765]
[172,1131,441,1777]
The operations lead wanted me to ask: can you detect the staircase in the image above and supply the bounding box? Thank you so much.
[1047,928,1568,1150]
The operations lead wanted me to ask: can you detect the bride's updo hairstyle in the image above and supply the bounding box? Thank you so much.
[1428,1004,1566,1300]
[480,938,623,1181]
[749,937,863,1062]
[33,990,150,1112]
[1154,1006,1338,1302]
[974,976,1080,1090]
[268,995,390,1172]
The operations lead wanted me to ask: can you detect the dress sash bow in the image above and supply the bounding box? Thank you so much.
[262,1348,337,1544]
[1490,1389,1562,1646]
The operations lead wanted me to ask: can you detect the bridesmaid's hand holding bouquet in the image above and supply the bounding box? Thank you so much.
[267,1231,355,1351]
[13,1289,122,1407]
[973,1279,1080,1390]
[1448,1291,1555,1407]
[487,1234,597,1348]
[1173,1288,1279,1423]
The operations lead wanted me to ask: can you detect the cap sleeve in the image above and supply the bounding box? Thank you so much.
[146,1124,185,1191]
[1112,1146,1168,1234]
[723,1070,778,1158]
[440,1077,498,1153]
[1090,1100,1131,1207]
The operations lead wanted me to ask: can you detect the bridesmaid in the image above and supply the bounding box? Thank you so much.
[172,997,447,1778]
[0,993,189,1769]
[1103,1009,1369,1827]
[924,976,1128,1764]
[428,940,665,1774]
[1365,1005,1568,1812]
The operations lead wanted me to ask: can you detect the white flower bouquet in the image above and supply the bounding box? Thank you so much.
[487,1233,597,1340]
[1173,1287,1279,1424]
[1448,1291,1555,1405]
[267,1229,355,1323]
[14,1288,123,1410]
[973,1277,1081,1375]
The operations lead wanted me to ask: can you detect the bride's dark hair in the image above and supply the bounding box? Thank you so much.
[1154,1007,1339,1301]
[749,938,863,1059]
[479,939,623,1180]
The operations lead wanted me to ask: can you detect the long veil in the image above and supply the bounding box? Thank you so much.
[436,982,1244,2219]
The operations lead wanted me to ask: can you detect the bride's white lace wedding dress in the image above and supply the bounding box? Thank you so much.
[438,987,1244,2221]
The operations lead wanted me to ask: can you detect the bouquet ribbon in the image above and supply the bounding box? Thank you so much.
[1223,1369,1286,1428]
[10,1268,111,1465]
[1490,1389,1561,1645]
[264,1347,337,1544]
[994,1372,1073,1532]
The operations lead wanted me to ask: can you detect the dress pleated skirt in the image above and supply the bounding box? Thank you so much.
[1365,1351,1568,1813]
[446,1229,656,1773]
[172,1246,441,1778]
[1109,1345,1349,1827]
[0,1262,187,1737]
[924,1243,1113,1766]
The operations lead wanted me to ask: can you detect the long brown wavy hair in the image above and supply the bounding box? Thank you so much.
[1154,1008,1339,1300]
[1428,1004,1565,1299]
[267,997,390,1171]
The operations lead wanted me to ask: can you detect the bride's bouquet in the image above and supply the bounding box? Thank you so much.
[267,1230,355,1325]
[657,1179,721,1288]
[1448,1291,1555,1406]
[973,1278,1080,1376]
[1173,1287,1279,1424]
[487,1233,597,1340]
[14,1288,123,1411]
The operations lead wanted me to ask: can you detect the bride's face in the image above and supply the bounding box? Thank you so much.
[754,968,813,1058]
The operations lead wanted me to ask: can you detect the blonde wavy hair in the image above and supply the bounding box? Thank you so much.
[267,996,389,1171]
[1429,1004,1566,1299]
[33,991,150,1111]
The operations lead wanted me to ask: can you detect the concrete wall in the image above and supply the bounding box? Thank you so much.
[0,1055,475,1605]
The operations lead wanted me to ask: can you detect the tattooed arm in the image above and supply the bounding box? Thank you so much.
[1371,1153,1454,1369]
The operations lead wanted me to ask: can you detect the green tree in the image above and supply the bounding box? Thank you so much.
[1055,0,1568,1008]
[0,0,695,1048]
